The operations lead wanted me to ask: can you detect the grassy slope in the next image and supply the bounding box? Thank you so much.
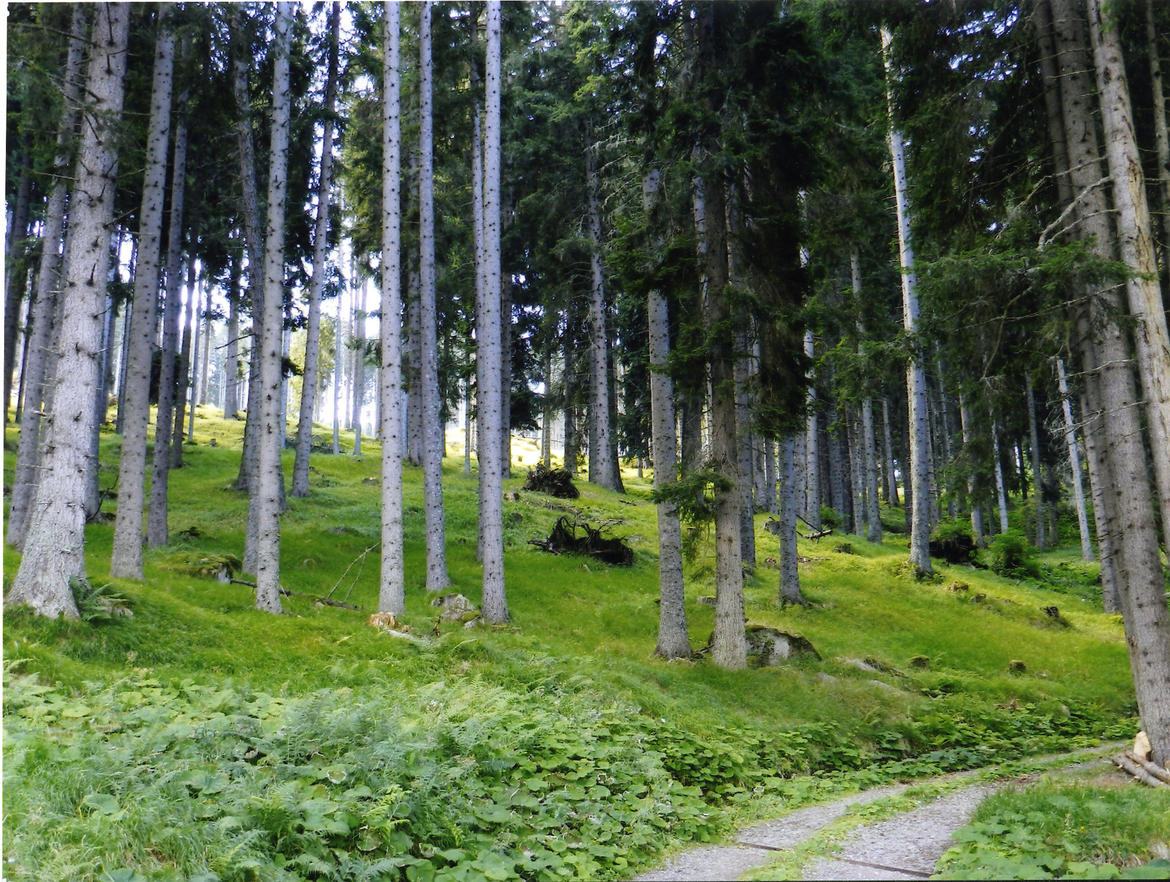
[2,408,1150,880]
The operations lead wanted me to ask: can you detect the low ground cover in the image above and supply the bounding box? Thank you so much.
[1,408,1154,880]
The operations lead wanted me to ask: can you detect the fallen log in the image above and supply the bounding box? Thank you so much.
[228,578,365,611]
[1124,750,1170,785]
[1112,752,1169,788]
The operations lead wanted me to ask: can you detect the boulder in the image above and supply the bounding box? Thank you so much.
[743,625,820,667]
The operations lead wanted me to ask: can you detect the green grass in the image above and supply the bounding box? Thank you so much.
[1,406,1154,880]
[934,764,1170,879]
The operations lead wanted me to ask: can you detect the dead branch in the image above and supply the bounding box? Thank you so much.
[1112,752,1170,788]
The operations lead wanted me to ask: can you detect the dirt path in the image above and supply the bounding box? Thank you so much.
[634,748,1117,881]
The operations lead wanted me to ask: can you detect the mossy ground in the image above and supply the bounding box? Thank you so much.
[1,407,1158,880]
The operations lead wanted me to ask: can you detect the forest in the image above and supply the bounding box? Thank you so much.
[3,0,1170,879]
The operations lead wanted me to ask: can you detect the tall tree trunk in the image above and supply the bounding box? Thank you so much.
[418,0,450,590]
[991,415,1010,534]
[763,438,778,515]
[172,259,197,467]
[541,344,553,469]
[1146,0,1170,288]
[352,278,365,454]
[252,1,294,614]
[332,269,344,454]
[147,90,190,550]
[804,330,821,529]
[232,6,267,497]
[378,0,406,615]
[851,247,882,543]
[778,434,804,605]
[198,283,211,407]
[224,255,241,417]
[8,2,129,617]
[479,0,508,623]
[1086,0,1170,547]
[4,157,33,419]
[958,395,985,544]
[1026,374,1046,548]
[584,139,619,491]
[110,10,174,577]
[881,396,899,506]
[7,6,88,549]
[882,25,932,575]
[292,1,339,498]
[405,269,423,465]
[728,182,755,566]
[1056,358,1094,562]
[645,169,690,659]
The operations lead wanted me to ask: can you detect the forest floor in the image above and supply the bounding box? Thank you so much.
[3,406,1169,880]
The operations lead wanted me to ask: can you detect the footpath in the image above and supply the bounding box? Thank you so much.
[634,746,1117,881]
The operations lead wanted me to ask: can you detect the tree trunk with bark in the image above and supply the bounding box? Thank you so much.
[7,6,88,550]
[1056,358,1094,562]
[8,2,129,617]
[585,139,620,491]
[377,0,406,615]
[804,329,821,529]
[882,25,932,576]
[147,91,190,550]
[171,259,197,467]
[645,170,690,659]
[292,1,339,498]
[1086,0,1170,548]
[110,12,174,576]
[418,0,450,590]
[479,1,508,623]
[252,1,294,614]
[778,434,804,605]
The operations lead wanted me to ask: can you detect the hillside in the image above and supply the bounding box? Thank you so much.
[1,411,1155,880]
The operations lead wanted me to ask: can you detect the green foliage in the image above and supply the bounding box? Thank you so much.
[987,531,1040,579]
[819,506,842,530]
[651,470,734,526]
[930,519,978,565]
[936,777,1170,879]
[69,578,132,624]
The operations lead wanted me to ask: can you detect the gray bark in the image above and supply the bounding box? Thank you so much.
[882,25,932,575]
[585,140,619,491]
[479,1,508,623]
[1146,0,1170,284]
[991,416,1010,534]
[1057,358,1094,562]
[110,10,173,578]
[147,92,190,550]
[778,435,804,605]
[378,0,406,615]
[292,1,339,498]
[419,0,450,590]
[1026,375,1046,548]
[252,1,294,614]
[8,3,129,617]
[7,6,88,549]
[224,255,241,417]
[172,259,197,467]
[645,169,690,659]
[958,395,985,544]
[4,159,32,419]
[804,329,821,528]
[352,278,365,454]
[728,182,755,566]
[1087,0,1170,548]
[881,396,899,506]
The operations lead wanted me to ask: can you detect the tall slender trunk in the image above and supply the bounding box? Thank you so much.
[958,395,985,544]
[584,139,619,491]
[728,182,755,566]
[1026,375,1046,548]
[479,1,508,622]
[172,259,197,467]
[991,415,1010,534]
[1087,0,1170,547]
[1145,0,1170,288]
[292,1,339,497]
[147,93,190,549]
[778,435,804,605]
[4,157,33,419]
[541,345,552,468]
[8,6,88,549]
[352,278,365,454]
[109,9,173,577]
[851,246,882,543]
[198,282,211,407]
[252,2,294,614]
[645,170,690,659]
[882,25,932,575]
[881,396,899,506]
[224,256,241,417]
[8,2,129,617]
[232,6,267,497]
[378,0,406,615]
[332,268,344,454]
[419,0,450,590]
[1056,358,1094,561]
[803,330,821,529]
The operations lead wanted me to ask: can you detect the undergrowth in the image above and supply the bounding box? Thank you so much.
[0,409,1147,879]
